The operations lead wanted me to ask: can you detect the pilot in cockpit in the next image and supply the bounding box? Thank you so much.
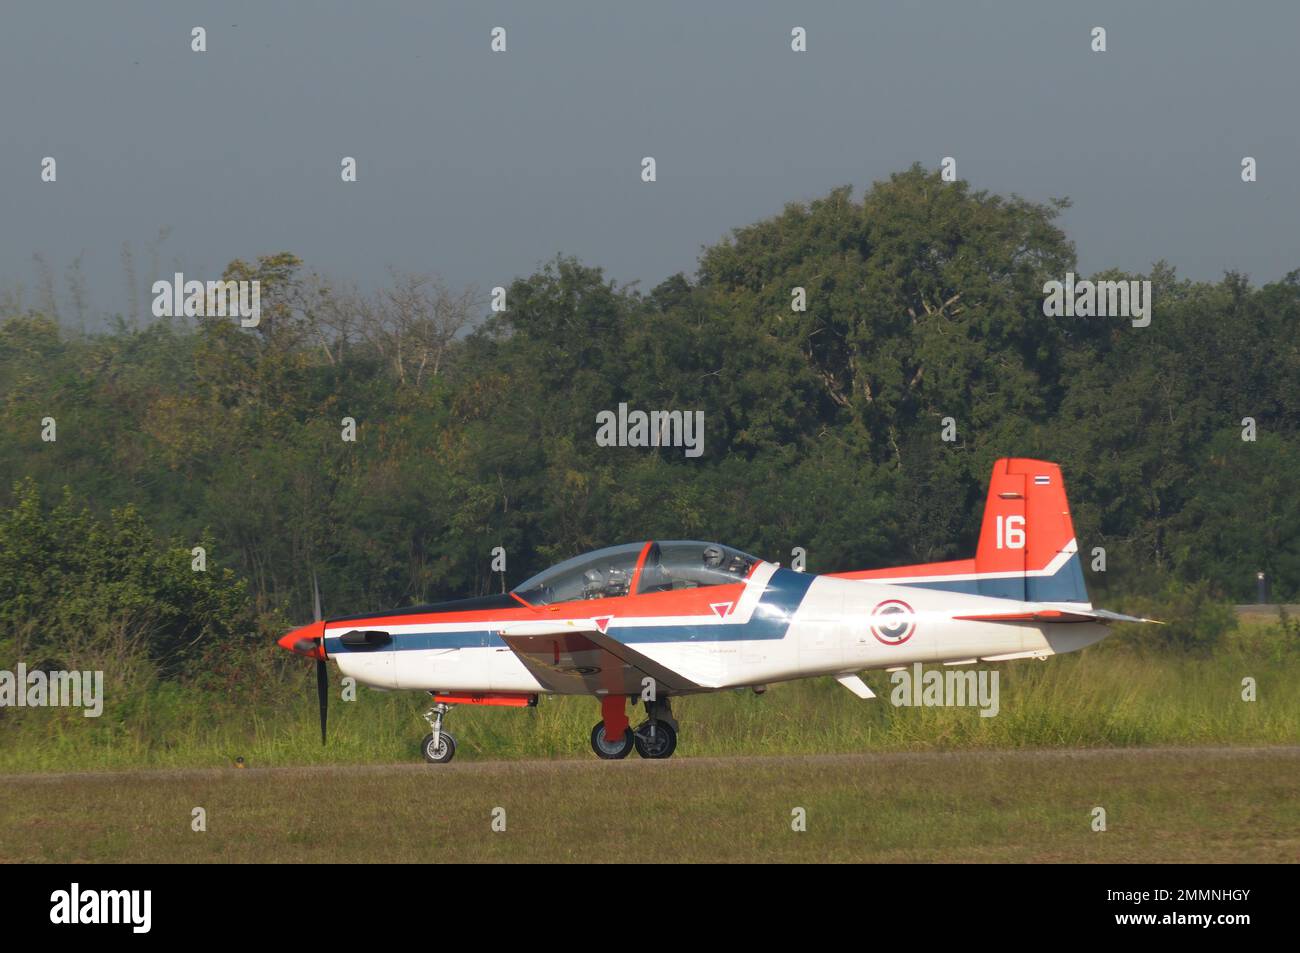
[703,545,751,577]
[582,566,630,599]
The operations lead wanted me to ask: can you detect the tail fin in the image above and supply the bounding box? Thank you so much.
[973,458,1089,604]
[831,457,1091,605]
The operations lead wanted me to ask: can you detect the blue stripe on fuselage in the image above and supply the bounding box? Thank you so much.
[323,567,816,654]
[895,553,1089,603]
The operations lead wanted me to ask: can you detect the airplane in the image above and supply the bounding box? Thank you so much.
[277,457,1155,763]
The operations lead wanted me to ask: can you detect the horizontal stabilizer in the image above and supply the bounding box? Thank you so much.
[1088,607,1164,624]
[953,607,1161,625]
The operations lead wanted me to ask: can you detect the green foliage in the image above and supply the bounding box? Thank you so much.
[0,480,253,674]
[1,169,1297,776]
[0,166,1297,681]
[1110,576,1239,653]
[1,628,1296,772]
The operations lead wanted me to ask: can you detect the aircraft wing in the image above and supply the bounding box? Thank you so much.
[497,620,704,695]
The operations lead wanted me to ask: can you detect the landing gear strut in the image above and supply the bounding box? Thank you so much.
[633,697,678,759]
[590,696,679,760]
[420,699,457,764]
[590,694,634,759]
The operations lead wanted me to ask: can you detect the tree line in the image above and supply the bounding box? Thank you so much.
[2,166,1297,673]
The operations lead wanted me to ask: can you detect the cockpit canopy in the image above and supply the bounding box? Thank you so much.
[512,540,760,606]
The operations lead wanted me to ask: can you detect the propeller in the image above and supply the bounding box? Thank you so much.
[313,572,327,745]
[274,574,331,744]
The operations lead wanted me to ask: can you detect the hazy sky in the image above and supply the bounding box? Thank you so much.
[3,1,1297,326]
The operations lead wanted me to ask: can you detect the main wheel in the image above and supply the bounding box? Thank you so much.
[633,720,678,759]
[590,721,634,759]
[421,731,456,764]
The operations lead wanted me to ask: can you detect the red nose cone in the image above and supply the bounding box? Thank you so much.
[277,620,326,659]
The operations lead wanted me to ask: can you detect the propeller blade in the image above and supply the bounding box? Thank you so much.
[312,572,323,623]
[316,655,328,745]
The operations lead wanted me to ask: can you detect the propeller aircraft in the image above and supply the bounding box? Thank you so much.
[278,458,1155,762]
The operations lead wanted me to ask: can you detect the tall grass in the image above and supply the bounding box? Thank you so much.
[1,623,1296,773]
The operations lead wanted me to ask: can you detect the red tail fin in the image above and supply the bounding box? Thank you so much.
[973,458,1087,603]
[832,457,1089,604]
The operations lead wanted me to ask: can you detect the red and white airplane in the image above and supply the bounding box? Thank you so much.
[278,458,1153,762]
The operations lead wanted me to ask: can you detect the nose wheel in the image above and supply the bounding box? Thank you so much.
[421,731,456,763]
[421,700,457,764]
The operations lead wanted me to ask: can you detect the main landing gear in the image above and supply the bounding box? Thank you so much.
[633,716,677,759]
[590,720,634,759]
[590,695,678,760]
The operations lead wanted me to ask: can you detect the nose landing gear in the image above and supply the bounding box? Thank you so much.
[420,700,457,764]
[417,692,538,764]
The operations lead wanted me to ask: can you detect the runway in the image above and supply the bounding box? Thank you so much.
[3,746,1297,863]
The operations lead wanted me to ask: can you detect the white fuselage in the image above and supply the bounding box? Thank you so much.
[328,562,1108,696]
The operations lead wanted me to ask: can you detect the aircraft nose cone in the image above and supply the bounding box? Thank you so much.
[278,620,326,658]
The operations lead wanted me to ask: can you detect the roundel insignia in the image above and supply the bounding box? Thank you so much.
[870,599,915,645]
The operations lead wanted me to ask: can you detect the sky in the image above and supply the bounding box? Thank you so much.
[2,0,1297,327]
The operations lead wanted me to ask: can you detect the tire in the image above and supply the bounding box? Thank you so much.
[633,720,678,759]
[421,731,456,764]
[590,721,634,759]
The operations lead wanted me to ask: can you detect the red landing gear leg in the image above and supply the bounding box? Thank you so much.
[602,695,629,738]
[590,695,634,759]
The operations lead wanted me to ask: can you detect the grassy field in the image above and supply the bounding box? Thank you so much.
[4,621,1295,863]
[1,747,1296,863]
[1,621,1297,773]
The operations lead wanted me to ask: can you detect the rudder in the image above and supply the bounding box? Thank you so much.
[973,458,1089,604]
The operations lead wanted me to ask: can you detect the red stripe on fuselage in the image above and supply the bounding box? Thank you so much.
[323,579,750,632]
[828,558,975,582]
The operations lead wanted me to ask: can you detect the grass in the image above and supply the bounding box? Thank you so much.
[1,747,1296,862]
[1,623,1297,773]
